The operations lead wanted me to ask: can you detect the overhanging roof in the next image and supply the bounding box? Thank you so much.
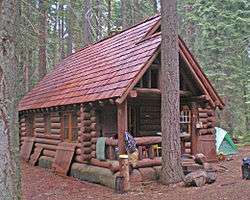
[18,15,224,111]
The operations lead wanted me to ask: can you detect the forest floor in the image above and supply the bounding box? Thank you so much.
[21,146,250,200]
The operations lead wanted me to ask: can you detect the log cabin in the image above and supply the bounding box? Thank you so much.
[19,15,224,188]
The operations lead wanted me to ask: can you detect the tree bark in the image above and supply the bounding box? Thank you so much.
[38,0,47,80]
[160,0,184,184]
[0,0,21,199]
[107,0,111,34]
[59,3,65,59]
[121,0,129,29]
[83,0,92,46]
[152,0,158,13]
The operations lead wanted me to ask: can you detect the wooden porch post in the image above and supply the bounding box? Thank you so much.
[117,99,130,192]
[117,100,128,154]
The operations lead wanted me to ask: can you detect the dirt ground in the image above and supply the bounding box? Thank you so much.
[21,146,250,200]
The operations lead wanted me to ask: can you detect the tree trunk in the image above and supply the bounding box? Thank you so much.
[152,0,158,13]
[243,83,250,132]
[107,0,111,34]
[95,0,101,40]
[121,0,129,29]
[160,0,184,184]
[0,1,21,199]
[59,3,65,59]
[38,0,47,80]
[23,49,32,93]
[83,0,92,46]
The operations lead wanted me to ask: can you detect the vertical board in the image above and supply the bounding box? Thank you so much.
[20,137,35,162]
[52,142,76,176]
[29,146,44,166]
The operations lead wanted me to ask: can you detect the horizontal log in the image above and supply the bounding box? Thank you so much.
[76,143,81,148]
[83,113,91,120]
[75,155,83,163]
[198,108,215,116]
[82,147,92,154]
[134,158,162,169]
[105,138,118,146]
[90,131,97,137]
[90,158,112,169]
[20,127,26,132]
[50,123,61,129]
[20,132,26,136]
[34,117,44,123]
[135,136,162,145]
[90,123,96,131]
[82,142,92,147]
[199,117,216,123]
[35,143,58,151]
[91,144,96,150]
[35,133,61,140]
[83,120,92,126]
[76,148,81,155]
[82,154,92,161]
[81,134,91,142]
[34,122,45,128]
[50,129,61,134]
[35,128,45,133]
[20,118,26,123]
[82,127,92,133]
[202,122,215,129]
[43,150,56,158]
[91,138,97,144]
[34,138,61,145]
[198,113,208,118]
[90,116,96,123]
[50,117,60,123]
[20,122,26,127]
[199,128,216,135]
[91,151,96,158]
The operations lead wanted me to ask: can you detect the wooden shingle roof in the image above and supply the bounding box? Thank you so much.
[19,15,224,111]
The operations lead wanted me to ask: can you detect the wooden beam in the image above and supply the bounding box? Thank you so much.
[117,100,127,154]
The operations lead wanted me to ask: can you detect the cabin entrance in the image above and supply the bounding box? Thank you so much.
[128,96,194,155]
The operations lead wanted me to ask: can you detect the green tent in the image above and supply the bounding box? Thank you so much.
[215,127,238,155]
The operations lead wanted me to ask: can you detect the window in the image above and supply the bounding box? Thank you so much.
[62,112,78,142]
[180,106,191,135]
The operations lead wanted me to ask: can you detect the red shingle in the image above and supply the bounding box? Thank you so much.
[19,16,161,111]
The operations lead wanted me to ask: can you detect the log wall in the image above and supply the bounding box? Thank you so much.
[19,115,27,146]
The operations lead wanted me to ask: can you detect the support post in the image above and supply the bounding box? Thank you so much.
[119,154,130,192]
[117,100,127,154]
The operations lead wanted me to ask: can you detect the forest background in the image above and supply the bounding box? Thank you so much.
[16,0,249,139]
